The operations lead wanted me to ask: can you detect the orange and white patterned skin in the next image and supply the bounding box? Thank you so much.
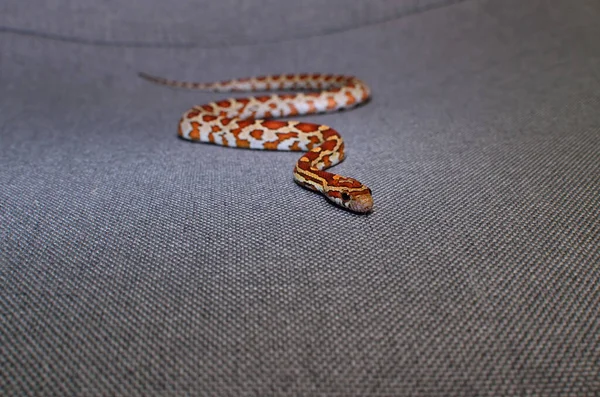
[139,72,374,213]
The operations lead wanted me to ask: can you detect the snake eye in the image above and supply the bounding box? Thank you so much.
[341,192,351,201]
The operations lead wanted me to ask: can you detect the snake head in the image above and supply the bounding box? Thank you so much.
[326,178,373,213]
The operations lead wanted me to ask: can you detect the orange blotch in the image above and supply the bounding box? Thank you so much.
[236,98,250,105]
[189,121,201,140]
[203,115,217,122]
[256,96,270,103]
[279,94,295,100]
[201,104,213,112]
[287,104,299,116]
[250,129,264,139]
[263,111,272,119]
[321,128,338,140]
[236,138,250,148]
[285,74,295,80]
[207,132,215,143]
[211,125,222,133]
[216,100,231,108]
[264,141,279,150]
[290,141,302,151]
[302,154,319,167]
[262,120,288,130]
[276,132,299,141]
[326,97,337,110]
[268,102,277,109]
[221,117,232,126]
[296,122,319,133]
[257,76,267,81]
[306,92,320,98]
[307,135,322,146]
[345,92,357,106]
[187,109,201,118]
[236,119,254,129]
[361,88,369,101]
[296,161,311,171]
[338,143,345,158]
[318,171,337,185]
[320,140,337,152]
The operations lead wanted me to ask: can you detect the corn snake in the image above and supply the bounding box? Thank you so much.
[138,72,374,213]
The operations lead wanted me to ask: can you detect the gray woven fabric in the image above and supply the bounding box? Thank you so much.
[1,0,599,395]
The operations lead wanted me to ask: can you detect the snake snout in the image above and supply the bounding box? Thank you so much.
[349,194,374,213]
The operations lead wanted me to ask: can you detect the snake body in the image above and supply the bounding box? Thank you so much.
[139,72,373,213]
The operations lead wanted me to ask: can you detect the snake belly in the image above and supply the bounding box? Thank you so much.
[139,72,373,213]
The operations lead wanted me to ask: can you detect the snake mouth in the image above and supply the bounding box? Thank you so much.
[349,194,374,213]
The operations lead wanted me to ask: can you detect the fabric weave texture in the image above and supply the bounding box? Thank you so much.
[1,0,599,395]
